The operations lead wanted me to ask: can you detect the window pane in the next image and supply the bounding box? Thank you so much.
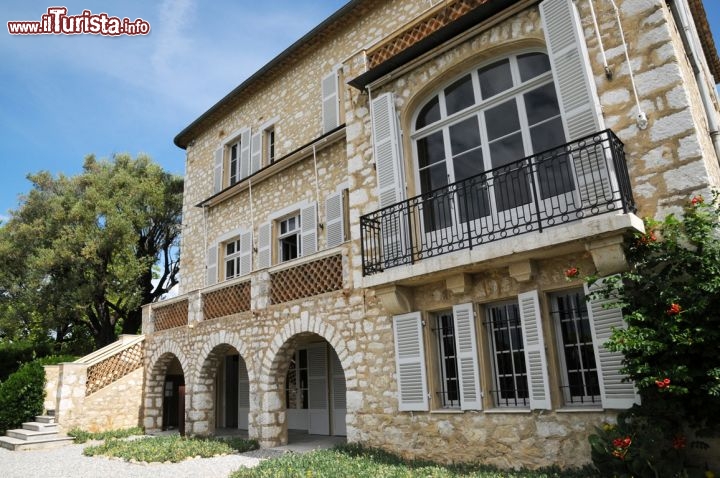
[518,52,551,82]
[489,132,525,169]
[478,59,513,99]
[226,241,236,255]
[225,260,235,279]
[524,83,561,126]
[485,100,520,141]
[417,131,445,168]
[449,116,481,156]
[420,163,448,192]
[533,119,575,198]
[416,96,441,129]
[444,74,475,116]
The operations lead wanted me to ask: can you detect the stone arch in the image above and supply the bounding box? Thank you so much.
[254,317,352,446]
[187,331,252,436]
[144,346,189,433]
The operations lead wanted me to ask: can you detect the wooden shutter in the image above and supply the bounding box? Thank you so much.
[371,92,405,207]
[206,244,218,286]
[238,356,250,429]
[586,278,639,409]
[307,343,329,435]
[330,348,347,436]
[213,148,223,193]
[540,0,613,207]
[300,202,318,257]
[239,129,251,180]
[250,132,262,174]
[322,70,340,133]
[452,303,482,410]
[325,189,346,248]
[239,230,253,276]
[257,222,271,269]
[393,312,429,411]
[518,290,551,410]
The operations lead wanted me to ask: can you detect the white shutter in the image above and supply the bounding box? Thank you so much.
[325,190,345,248]
[322,70,340,133]
[586,278,639,409]
[239,230,253,276]
[238,356,249,429]
[300,202,317,257]
[452,303,482,410]
[206,244,218,286]
[239,129,251,180]
[540,0,613,207]
[518,290,551,410]
[307,343,329,435]
[213,148,223,193]
[371,92,405,207]
[250,132,262,174]
[330,348,346,436]
[393,312,429,411]
[257,222,271,269]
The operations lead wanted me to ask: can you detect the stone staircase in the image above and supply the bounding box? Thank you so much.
[0,413,75,451]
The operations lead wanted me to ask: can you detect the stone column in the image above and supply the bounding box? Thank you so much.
[55,362,88,431]
[187,290,203,325]
[141,303,154,335]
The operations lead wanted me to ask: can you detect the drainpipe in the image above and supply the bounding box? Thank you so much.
[669,0,720,163]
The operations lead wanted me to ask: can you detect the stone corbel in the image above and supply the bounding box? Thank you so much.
[445,273,472,295]
[586,236,629,276]
[509,259,536,283]
[375,284,413,315]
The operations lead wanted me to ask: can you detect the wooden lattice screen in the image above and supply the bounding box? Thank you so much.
[153,299,189,332]
[85,342,144,396]
[270,254,343,304]
[367,0,488,69]
[203,281,252,321]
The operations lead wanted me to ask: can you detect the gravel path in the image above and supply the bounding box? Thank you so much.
[0,443,270,478]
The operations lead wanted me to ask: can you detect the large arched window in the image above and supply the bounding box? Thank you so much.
[411,52,574,233]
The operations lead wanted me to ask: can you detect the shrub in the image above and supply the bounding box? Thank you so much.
[0,360,45,434]
[68,426,144,443]
[0,340,52,382]
[83,435,240,463]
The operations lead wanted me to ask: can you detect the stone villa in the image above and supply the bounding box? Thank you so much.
[41,0,720,469]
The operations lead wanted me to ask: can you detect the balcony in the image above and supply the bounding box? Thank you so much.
[360,130,637,278]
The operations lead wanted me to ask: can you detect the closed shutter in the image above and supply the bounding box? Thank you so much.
[300,202,318,257]
[322,70,340,133]
[213,148,223,193]
[330,349,347,436]
[307,343,329,435]
[250,132,262,174]
[393,312,429,411]
[518,290,551,410]
[452,303,482,410]
[238,356,250,429]
[240,129,251,180]
[206,244,218,286]
[325,190,346,248]
[239,230,253,276]
[586,278,639,409]
[540,0,613,207]
[257,222,271,269]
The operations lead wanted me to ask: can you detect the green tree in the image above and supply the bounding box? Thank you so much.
[0,154,183,348]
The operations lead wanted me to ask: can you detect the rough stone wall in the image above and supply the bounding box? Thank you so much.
[43,365,59,414]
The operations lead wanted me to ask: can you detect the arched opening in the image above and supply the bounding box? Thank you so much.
[146,352,186,434]
[275,333,347,440]
[195,343,250,436]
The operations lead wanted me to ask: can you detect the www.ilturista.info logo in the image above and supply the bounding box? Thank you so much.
[7,7,150,36]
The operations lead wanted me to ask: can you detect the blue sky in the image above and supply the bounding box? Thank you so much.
[0,1,719,221]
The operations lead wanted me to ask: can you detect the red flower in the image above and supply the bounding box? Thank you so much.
[691,195,704,205]
[672,435,686,449]
[667,303,682,315]
[612,438,623,447]
[656,378,671,389]
[637,232,657,245]
[564,267,579,279]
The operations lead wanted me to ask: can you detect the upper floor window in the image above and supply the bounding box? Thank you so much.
[278,213,301,263]
[411,52,572,233]
[228,138,242,186]
[265,126,276,164]
[224,237,242,279]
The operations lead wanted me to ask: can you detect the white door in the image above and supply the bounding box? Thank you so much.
[307,343,329,435]
[330,349,346,436]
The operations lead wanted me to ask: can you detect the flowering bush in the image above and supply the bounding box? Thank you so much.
[587,194,720,476]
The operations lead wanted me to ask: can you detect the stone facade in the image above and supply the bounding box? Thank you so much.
[143,0,720,470]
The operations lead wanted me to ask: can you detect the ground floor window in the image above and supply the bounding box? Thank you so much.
[431,310,460,408]
[485,301,529,407]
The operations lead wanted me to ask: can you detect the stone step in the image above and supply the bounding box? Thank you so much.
[35,415,56,424]
[21,421,59,432]
[6,428,60,441]
[0,435,75,451]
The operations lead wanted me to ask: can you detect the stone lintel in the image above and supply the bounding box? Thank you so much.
[586,236,629,276]
[508,260,536,283]
[374,284,413,315]
[445,273,472,295]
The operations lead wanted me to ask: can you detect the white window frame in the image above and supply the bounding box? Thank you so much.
[222,127,251,186]
[431,310,461,409]
[223,236,242,280]
[277,212,302,263]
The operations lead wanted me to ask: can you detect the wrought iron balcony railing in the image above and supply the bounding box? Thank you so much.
[360,129,636,276]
